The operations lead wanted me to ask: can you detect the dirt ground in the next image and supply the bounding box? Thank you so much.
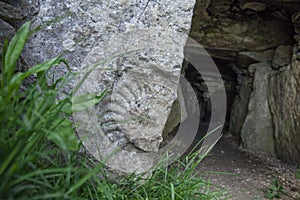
[196,133,300,200]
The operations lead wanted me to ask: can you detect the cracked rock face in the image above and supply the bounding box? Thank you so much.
[269,61,300,165]
[22,0,196,174]
[241,62,275,155]
[77,30,184,153]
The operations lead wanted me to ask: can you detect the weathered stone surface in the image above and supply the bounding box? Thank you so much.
[293,11,300,35]
[229,74,252,138]
[0,0,40,22]
[294,35,300,43]
[238,49,275,68]
[239,1,267,12]
[272,45,292,69]
[0,18,15,41]
[269,61,300,165]
[0,1,25,22]
[241,62,275,155]
[76,29,188,153]
[190,0,294,58]
[0,18,15,49]
[162,86,187,140]
[24,0,196,174]
[292,10,300,24]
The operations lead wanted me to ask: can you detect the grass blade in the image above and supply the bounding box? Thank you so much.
[4,22,30,80]
[71,89,108,112]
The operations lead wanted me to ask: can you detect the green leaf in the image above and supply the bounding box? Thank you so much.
[170,183,175,200]
[4,22,30,79]
[2,57,67,98]
[71,90,108,113]
[265,189,275,199]
[6,72,23,97]
[47,119,79,151]
[1,39,8,76]
[23,57,67,78]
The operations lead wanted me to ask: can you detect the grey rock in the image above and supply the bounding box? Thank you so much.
[0,0,40,22]
[293,39,300,50]
[206,48,237,61]
[248,64,257,75]
[294,12,300,31]
[229,74,252,138]
[76,29,186,153]
[268,61,300,165]
[0,1,25,22]
[239,1,267,12]
[272,45,292,69]
[292,11,300,25]
[0,18,15,41]
[294,35,300,44]
[241,62,275,155]
[24,0,196,174]
[162,86,187,140]
[190,0,293,54]
[238,49,275,68]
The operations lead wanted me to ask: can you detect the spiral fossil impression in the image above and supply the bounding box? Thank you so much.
[73,29,184,156]
[99,66,178,152]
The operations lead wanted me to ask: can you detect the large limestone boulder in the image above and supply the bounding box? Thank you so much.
[24,0,196,174]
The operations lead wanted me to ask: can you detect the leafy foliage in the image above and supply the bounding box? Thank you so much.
[265,180,284,199]
[0,21,103,197]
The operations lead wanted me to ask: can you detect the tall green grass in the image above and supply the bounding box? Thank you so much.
[0,22,228,199]
[0,21,81,198]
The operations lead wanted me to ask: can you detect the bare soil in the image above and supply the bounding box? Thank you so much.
[196,133,300,200]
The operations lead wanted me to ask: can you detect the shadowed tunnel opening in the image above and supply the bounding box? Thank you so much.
[182,58,238,143]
